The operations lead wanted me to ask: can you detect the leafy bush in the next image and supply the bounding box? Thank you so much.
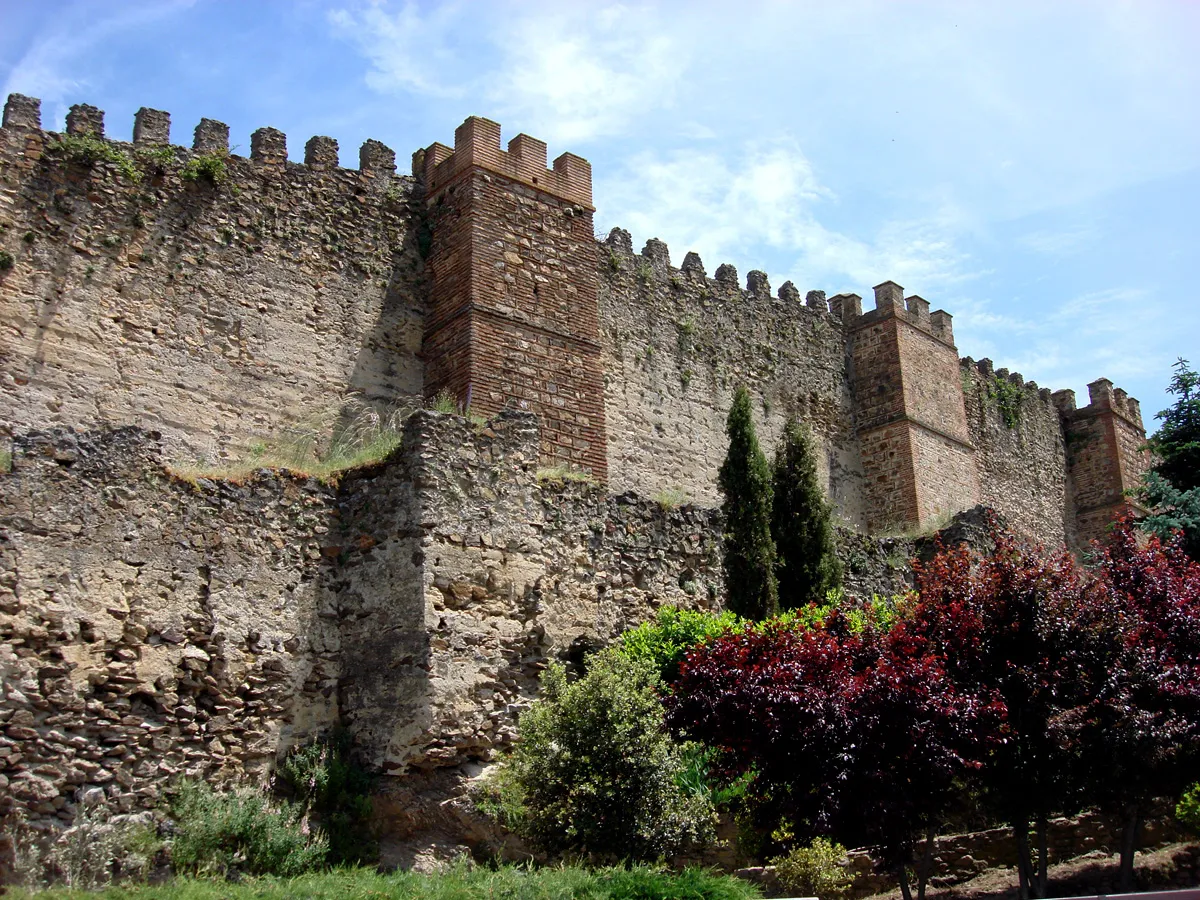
[276,731,374,865]
[0,250,13,271]
[169,779,327,877]
[1,794,161,890]
[494,649,715,861]
[775,837,854,900]
[618,605,741,685]
[48,132,140,181]
[1179,782,1200,832]
[181,151,229,184]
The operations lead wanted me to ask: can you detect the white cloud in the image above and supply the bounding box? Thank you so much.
[596,142,976,296]
[330,1,689,144]
[327,1,469,99]
[487,6,687,144]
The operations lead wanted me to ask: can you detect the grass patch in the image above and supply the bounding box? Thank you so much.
[48,133,140,181]
[169,400,406,485]
[535,463,593,486]
[425,390,487,427]
[181,151,229,185]
[653,487,689,510]
[6,863,762,899]
[0,448,10,473]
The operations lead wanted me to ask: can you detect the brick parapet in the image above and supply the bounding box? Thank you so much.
[420,116,593,210]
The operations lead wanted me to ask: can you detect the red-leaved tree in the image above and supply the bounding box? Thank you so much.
[1078,520,1200,891]
[667,610,1003,900]
[910,523,1125,900]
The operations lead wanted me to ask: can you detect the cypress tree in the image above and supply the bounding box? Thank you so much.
[772,418,843,609]
[718,386,778,619]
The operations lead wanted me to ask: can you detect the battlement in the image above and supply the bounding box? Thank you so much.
[846,280,955,345]
[602,228,842,313]
[420,116,592,208]
[1,94,400,176]
[1052,377,1144,428]
[963,357,1056,406]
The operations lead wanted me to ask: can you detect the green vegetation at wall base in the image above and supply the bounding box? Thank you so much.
[10,864,762,900]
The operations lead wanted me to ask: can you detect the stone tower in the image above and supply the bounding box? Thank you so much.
[847,281,980,532]
[418,117,607,479]
[1055,380,1152,546]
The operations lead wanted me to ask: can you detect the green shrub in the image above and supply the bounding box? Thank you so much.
[181,151,229,184]
[676,742,753,811]
[0,250,13,271]
[774,837,854,900]
[168,779,327,877]
[48,132,140,181]
[1179,781,1200,832]
[618,605,741,685]
[492,649,715,861]
[276,731,374,865]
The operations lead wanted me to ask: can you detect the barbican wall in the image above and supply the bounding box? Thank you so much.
[0,411,722,862]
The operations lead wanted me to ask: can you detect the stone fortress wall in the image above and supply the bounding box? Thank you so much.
[0,95,426,464]
[0,93,1158,861]
[0,92,1151,547]
[0,414,722,860]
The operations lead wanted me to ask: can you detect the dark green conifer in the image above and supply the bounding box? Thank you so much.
[771,418,843,609]
[718,386,778,619]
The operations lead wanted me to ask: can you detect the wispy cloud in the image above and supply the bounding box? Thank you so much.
[597,142,977,295]
[327,1,469,99]
[487,5,687,144]
[1,1,196,118]
[329,1,689,144]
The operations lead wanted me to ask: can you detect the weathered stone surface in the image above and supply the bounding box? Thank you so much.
[0,117,425,464]
[0,414,720,862]
[598,237,866,524]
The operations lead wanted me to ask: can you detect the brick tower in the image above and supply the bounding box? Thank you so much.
[1054,380,1151,546]
[847,281,980,532]
[418,117,607,479]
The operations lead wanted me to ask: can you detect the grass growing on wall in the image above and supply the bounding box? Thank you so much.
[535,463,594,485]
[169,401,407,485]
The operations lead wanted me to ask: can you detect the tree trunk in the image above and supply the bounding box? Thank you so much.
[898,864,914,900]
[1014,817,1032,900]
[916,830,937,900]
[1035,810,1049,898]
[1118,802,1143,893]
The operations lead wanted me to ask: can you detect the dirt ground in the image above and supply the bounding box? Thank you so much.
[860,842,1200,900]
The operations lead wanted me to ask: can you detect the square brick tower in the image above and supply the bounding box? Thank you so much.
[419,117,607,479]
[847,282,980,531]
[1054,380,1151,546]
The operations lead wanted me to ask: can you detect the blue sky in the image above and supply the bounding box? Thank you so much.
[2,0,1196,428]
